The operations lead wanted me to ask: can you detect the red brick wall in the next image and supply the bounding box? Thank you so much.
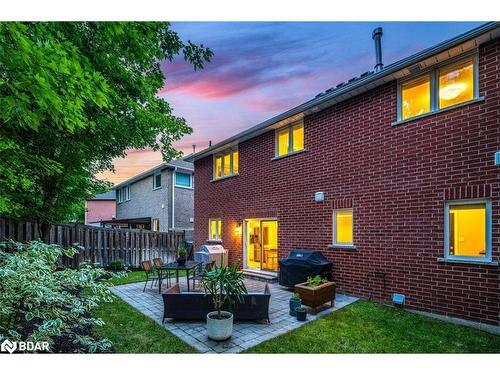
[194,39,500,325]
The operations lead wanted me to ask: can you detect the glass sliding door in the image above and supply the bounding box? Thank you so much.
[245,219,278,272]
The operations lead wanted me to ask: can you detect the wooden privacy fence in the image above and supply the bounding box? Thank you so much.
[0,218,185,268]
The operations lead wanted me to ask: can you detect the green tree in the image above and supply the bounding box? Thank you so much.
[0,22,212,237]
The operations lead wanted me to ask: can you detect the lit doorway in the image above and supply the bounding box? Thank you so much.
[245,219,278,272]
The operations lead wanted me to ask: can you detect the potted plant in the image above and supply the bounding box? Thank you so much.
[295,305,307,321]
[177,244,188,265]
[295,275,336,314]
[201,263,247,341]
[289,292,302,316]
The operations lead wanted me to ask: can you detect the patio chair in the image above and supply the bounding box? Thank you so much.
[191,261,216,290]
[141,260,157,292]
[153,257,173,289]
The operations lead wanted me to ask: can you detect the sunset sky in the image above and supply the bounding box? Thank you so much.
[100,21,482,184]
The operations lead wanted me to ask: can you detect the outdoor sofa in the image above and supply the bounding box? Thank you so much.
[161,283,271,323]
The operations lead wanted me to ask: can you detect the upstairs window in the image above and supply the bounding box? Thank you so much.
[175,172,192,188]
[117,189,123,204]
[153,171,162,190]
[209,218,222,241]
[445,200,491,262]
[276,122,304,157]
[438,58,474,110]
[333,209,353,245]
[123,185,131,201]
[398,55,478,122]
[401,75,431,120]
[213,148,238,180]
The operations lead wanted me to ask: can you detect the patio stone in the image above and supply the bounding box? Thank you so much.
[110,277,358,353]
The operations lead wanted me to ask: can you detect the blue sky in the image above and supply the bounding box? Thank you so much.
[103,22,483,183]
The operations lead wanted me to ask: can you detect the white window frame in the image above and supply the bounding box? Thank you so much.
[153,171,162,190]
[117,189,123,204]
[275,120,304,158]
[213,147,238,181]
[152,218,160,232]
[123,185,131,201]
[444,199,492,263]
[175,171,193,188]
[209,218,222,241]
[332,209,354,246]
[397,53,479,122]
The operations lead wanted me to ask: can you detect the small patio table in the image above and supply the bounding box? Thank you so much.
[157,260,201,294]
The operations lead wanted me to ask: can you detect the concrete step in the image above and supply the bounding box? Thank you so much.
[242,269,279,283]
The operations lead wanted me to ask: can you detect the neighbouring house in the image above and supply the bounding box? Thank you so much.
[185,23,500,328]
[108,159,194,239]
[85,191,116,226]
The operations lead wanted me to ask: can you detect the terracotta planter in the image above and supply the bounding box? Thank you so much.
[294,281,336,314]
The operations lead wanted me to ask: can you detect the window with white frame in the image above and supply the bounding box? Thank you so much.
[444,200,491,262]
[333,209,353,246]
[276,121,304,157]
[152,218,160,232]
[175,172,192,188]
[117,188,123,204]
[213,148,238,180]
[153,171,162,189]
[209,218,222,241]
[122,185,131,201]
[398,55,478,121]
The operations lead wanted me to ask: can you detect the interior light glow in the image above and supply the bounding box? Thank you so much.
[439,82,467,101]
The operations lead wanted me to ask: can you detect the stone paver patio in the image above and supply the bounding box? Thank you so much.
[111,278,358,353]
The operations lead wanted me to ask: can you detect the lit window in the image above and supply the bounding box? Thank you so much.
[277,128,290,156]
[209,219,222,241]
[292,124,304,152]
[277,122,304,157]
[232,150,239,174]
[223,153,231,177]
[175,172,192,188]
[215,156,222,179]
[213,148,239,180]
[445,201,490,261]
[333,210,353,245]
[398,55,478,122]
[153,172,162,189]
[152,218,160,232]
[401,75,431,120]
[439,59,474,109]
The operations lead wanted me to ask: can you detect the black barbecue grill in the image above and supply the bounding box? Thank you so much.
[278,249,333,288]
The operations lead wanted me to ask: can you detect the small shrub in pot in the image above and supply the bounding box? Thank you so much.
[295,306,307,321]
[289,292,302,316]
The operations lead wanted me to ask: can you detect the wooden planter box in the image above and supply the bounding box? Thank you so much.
[294,281,336,314]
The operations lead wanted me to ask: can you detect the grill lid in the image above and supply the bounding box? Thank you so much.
[198,244,226,254]
[280,249,330,266]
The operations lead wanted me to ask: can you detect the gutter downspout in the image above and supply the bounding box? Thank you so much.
[171,167,177,230]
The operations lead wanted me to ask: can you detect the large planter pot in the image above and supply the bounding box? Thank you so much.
[289,298,302,316]
[206,311,233,341]
[295,281,336,314]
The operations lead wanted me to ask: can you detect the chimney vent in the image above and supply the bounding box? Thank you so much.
[192,144,196,154]
[208,140,212,147]
[372,27,383,72]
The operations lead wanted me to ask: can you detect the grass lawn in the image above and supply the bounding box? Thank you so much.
[245,300,500,353]
[109,269,187,286]
[98,273,500,353]
[93,269,196,353]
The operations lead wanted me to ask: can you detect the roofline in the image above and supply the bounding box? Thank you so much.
[185,21,500,163]
[112,162,194,190]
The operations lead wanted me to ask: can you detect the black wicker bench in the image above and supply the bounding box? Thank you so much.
[161,283,271,323]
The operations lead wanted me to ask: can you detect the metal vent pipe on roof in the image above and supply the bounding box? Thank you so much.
[372,27,384,72]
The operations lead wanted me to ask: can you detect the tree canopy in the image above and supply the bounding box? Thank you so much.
[0,22,212,231]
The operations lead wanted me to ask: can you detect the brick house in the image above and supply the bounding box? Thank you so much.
[110,159,194,239]
[186,23,500,328]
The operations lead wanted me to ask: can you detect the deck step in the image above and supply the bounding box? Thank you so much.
[242,269,279,283]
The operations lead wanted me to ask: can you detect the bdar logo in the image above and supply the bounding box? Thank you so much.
[1,339,17,354]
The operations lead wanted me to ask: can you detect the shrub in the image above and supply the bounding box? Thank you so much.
[0,241,117,353]
[306,275,328,288]
[108,258,125,271]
